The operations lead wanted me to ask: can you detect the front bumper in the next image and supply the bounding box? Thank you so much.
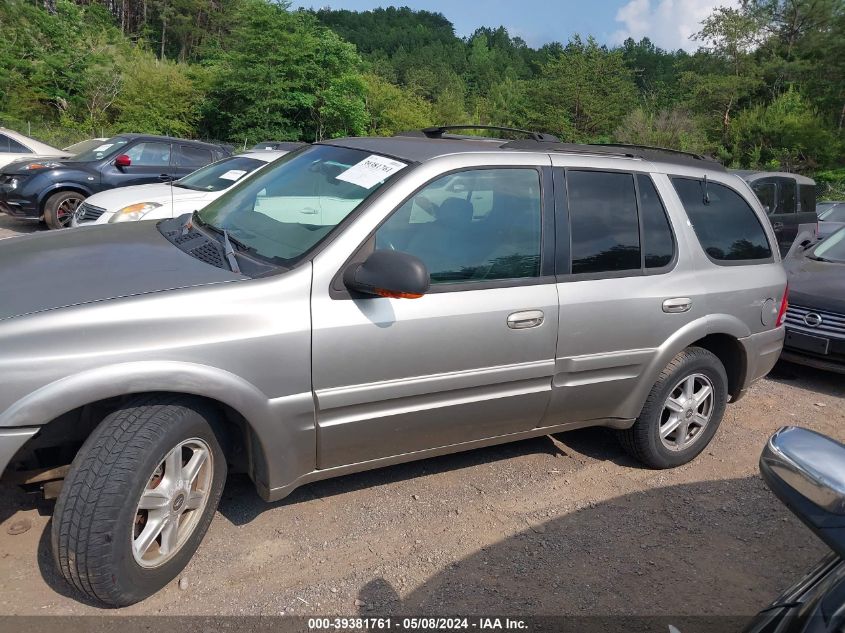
[0,427,39,478]
[0,179,40,218]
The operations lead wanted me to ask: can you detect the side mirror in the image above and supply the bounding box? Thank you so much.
[343,250,430,299]
[760,427,845,557]
[115,154,131,168]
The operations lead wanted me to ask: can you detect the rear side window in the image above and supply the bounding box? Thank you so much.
[671,177,772,262]
[638,175,674,269]
[0,133,30,153]
[799,184,816,215]
[567,171,641,274]
[175,145,213,169]
[777,178,797,214]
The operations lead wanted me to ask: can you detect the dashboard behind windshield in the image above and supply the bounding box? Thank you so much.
[66,137,129,162]
[196,145,408,264]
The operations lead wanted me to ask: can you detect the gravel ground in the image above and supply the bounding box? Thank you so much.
[0,216,842,619]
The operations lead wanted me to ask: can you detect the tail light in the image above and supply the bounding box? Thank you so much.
[776,284,789,327]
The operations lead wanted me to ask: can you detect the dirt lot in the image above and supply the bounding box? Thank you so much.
[0,216,842,619]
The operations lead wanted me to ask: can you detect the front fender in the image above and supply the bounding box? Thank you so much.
[0,361,315,496]
[36,181,95,208]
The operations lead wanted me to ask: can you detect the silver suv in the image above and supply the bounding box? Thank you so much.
[0,127,787,606]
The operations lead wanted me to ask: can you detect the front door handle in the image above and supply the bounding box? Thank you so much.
[663,298,692,314]
[507,310,544,329]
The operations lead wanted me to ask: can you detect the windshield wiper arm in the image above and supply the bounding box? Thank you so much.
[222,230,241,274]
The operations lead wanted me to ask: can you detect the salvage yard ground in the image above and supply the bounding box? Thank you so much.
[0,216,842,617]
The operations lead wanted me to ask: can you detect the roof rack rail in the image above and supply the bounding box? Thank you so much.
[415,125,560,143]
[589,143,707,161]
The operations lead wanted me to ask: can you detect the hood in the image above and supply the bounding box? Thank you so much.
[0,221,244,321]
[85,183,212,212]
[1,156,83,175]
[784,253,845,314]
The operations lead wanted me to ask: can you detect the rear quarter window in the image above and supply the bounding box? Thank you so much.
[671,177,772,263]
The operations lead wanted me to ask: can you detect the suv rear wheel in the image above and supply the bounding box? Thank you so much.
[618,347,728,468]
[52,395,227,607]
[44,191,85,229]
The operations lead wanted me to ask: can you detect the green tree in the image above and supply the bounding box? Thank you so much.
[201,0,366,143]
[113,49,204,136]
[362,73,434,136]
[523,37,638,141]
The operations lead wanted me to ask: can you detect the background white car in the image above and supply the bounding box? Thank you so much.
[73,150,289,225]
[0,127,69,169]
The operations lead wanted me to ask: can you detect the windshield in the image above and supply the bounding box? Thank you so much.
[196,145,408,264]
[812,226,845,262]
[64,139,107,156]
[819,202,845,222]
[175,156,268,192]
[66,137,130,162]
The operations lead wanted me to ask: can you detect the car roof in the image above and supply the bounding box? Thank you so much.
[731,169,816,185]
[0,127,65,155]
[322,134,726,172]
[113,133,227,150]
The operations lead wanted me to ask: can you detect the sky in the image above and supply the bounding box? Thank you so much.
[292,0,739,52]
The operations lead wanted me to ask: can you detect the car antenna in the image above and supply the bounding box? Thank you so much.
[703,174,711,205]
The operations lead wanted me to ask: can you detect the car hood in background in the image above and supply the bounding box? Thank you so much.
[784,254,845,314]
[85,183,212,212]
[0,222,243,321]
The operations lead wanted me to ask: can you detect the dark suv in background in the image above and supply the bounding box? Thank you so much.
[734,170,818,254]
[0,134,230,229]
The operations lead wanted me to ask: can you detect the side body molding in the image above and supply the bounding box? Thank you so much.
[0,361,316,498]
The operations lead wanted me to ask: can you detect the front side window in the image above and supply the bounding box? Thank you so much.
[375,168,542,284]
[672,177,772,262]
[125,142,171,166]
[568,170,641,274]
[175,156,267,192]
[197,145,405,264]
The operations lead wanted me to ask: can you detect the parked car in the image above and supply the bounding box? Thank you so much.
[249,140,307,152]
[818,200,845,238]
[735,170,817,254]
[0,127,786,606]
[0,134,231,229]
[744,426,845,633]
[72,150,287,226]
[62,137,108,156]
[782,226,845,373]
[0,127,69,170]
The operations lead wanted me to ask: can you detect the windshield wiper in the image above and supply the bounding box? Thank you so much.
[222,230,241,274]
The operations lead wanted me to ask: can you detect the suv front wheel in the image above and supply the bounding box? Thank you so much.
[52,395,227,607]
[618,347,728,468]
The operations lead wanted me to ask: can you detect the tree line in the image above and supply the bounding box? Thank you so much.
[1,0,843,188]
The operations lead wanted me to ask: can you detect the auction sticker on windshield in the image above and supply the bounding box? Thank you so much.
[336,154,407,189]
[220,169,247,181]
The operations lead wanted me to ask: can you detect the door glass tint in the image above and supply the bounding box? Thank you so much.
[799,184,816,215]
[751,181,776,215]
[175,145,213,170]
[638,175,674,269]
[375,168,542,284]
[777,178,797,214]
[124,142,171,166]
[672,177,772,261]
[568,170,640,274]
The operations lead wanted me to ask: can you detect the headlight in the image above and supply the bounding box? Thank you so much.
[9,178,18,190]
[19,161,63,171]
[109,202,163,223]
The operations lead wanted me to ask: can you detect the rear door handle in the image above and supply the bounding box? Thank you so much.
[663,298,692,314]
[507,310,544,329]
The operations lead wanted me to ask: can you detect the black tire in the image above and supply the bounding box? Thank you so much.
[43,190,85,229]
[52,394,227,607]
[618,347,728,469]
